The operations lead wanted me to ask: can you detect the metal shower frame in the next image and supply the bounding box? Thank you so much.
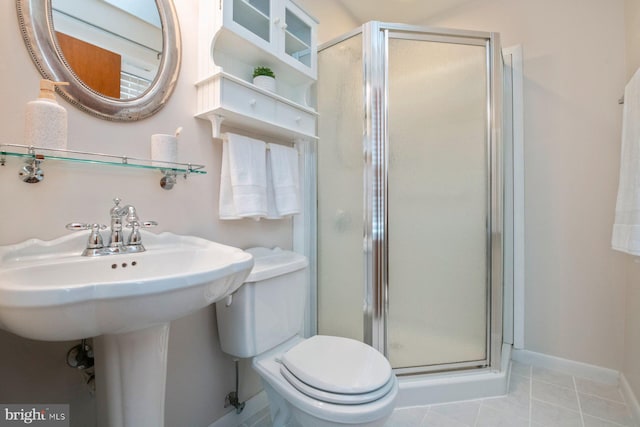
[317,21,503,376]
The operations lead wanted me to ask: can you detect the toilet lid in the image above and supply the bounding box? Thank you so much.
[280,363,395,404]
[280,335,392,394]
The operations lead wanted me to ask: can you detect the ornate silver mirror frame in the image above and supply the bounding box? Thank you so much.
[16,0,181,121]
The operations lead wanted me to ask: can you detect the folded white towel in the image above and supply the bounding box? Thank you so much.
[268,143,300,216]
[613,68,640,255]
[218,133,268,220]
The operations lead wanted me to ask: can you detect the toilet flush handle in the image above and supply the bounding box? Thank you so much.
[225,294,233,307]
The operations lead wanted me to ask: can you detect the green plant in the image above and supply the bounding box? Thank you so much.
[253,66,275,79]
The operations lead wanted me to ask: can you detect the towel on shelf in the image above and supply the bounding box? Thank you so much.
[268,143,300,216]
[613,68,640,255]
[218,133,268,220]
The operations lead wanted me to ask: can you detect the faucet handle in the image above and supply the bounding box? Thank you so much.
[124,220,157,247]
[125,220,158,229]
[66,223,107,231]
[66,223,107,250]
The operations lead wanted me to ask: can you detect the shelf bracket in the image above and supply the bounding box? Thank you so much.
[205,114,225,139]
[160,170,177,190]
[302,81,314,108]
[19,157,44,183]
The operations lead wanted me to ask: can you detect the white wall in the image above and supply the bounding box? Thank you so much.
[301,0,629,371]
[301,0,358,47]
[623,0,640,404]
[424,0,637,388]
[424,0,628,372]
[626,0,640,80]
[0,1,290,426]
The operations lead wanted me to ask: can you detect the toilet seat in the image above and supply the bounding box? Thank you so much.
[279,335,394,404]
[253,336,399,425]
[280,364,395,404]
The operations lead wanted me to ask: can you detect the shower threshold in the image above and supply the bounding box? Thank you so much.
[395,344,512,408]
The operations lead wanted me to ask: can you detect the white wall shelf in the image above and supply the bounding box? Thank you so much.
[195,72,317,140]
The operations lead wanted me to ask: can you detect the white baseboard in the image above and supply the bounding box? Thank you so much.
[512,349,619,384]
[621,373,640,426]
[208,391,269,427]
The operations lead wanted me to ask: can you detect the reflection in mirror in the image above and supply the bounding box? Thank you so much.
[51,0,162,99]
[17,0,181,121]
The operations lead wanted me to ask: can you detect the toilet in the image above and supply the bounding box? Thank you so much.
[216,247,398,427]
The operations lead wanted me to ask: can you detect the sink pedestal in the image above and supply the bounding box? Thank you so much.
[94,323,171,427]
[0,230,254,427]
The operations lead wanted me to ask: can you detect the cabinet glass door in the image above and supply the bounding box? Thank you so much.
[233,0,271,43]
[284,3,312,67]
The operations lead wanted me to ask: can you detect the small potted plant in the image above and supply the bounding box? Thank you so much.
[253,66,276,92]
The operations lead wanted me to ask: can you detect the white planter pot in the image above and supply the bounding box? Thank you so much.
[253,75,276,92]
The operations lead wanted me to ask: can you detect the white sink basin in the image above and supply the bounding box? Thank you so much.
[0,230,254,427]
[0,230,253,341]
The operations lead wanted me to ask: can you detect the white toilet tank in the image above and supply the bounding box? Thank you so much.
[216,247,308,358]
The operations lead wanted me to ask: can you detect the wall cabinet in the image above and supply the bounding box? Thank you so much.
[196,0,318,141]
[222,0,317,79]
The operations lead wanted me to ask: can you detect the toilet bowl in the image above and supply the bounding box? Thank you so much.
[254,336,398,427]
[216,248,398,427]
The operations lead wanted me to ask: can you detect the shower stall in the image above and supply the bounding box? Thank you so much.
[315,22,507,382]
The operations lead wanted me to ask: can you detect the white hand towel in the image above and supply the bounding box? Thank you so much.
[218,133,268,219]
[265,151,282,219]
[613,68,640,255]
[219,139,240,219]
[268,143,300,216]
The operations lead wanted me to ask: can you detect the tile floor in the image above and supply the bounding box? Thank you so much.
[241,361,638,427]
[386,361,637,427]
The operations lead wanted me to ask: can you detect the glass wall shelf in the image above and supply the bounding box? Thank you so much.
[1,143,206,189]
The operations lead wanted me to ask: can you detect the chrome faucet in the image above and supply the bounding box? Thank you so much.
[109,199,138,249]
[66,198,157,256]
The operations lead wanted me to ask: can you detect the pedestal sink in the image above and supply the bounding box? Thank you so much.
[0,230,253,427]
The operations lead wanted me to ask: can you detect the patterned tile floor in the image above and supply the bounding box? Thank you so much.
[385,361,637,427]
[242,361,638,427]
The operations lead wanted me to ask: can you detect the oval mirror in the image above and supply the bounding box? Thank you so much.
[16,0,181,121]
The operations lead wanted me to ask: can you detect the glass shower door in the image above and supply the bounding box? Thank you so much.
[317,23,501,375]
[386,37,489,370]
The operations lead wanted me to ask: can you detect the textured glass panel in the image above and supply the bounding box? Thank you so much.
[387,39,488,368]
[317,34,364,341]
